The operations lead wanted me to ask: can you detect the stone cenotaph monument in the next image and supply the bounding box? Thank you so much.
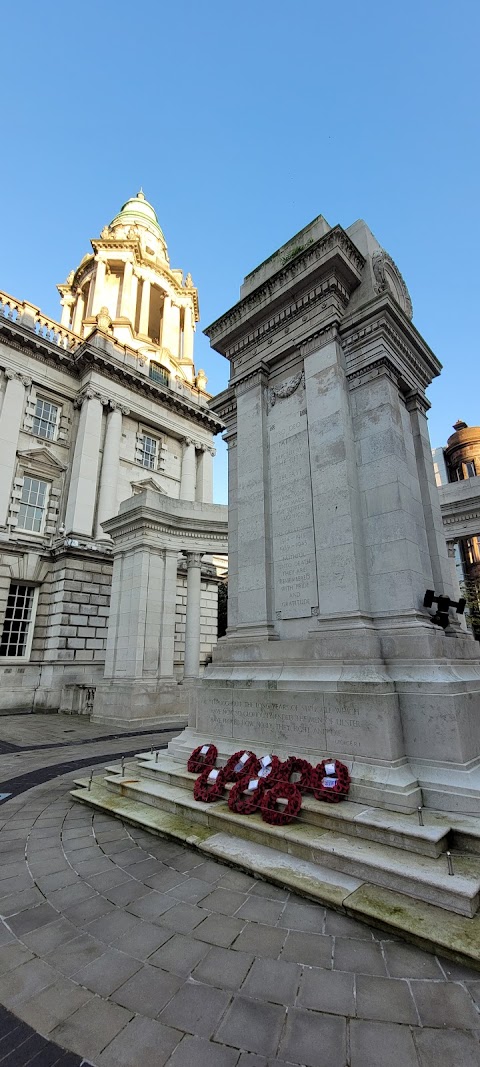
[170,214,480,816]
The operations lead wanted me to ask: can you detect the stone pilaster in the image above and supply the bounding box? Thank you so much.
[120,260,134,318]
[138,277,150,336]
[0,371,31,527]
[65,391,104,536]
[95,403,129,537]
[180,438,197,501]
[195,446,215,503]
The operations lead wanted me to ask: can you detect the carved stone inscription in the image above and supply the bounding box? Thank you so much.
[269,407,318,618]
[196,686,395,759]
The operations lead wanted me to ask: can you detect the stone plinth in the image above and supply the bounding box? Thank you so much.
[171,214,480,815]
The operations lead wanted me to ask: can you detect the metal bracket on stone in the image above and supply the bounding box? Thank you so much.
[423,589,466,629]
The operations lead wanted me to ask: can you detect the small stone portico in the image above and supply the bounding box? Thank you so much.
[92,488,227,726]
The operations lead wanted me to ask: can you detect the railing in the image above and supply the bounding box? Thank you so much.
[0,290,81,353]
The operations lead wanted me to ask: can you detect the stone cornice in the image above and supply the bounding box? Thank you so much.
[340,296,441,392]
[205,226,365,354]
[0,314,223,433]
[221,274,349,365]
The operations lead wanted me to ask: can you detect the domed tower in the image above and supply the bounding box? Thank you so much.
[57,191,200,385]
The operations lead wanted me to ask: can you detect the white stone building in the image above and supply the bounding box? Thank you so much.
[0,192,225,713]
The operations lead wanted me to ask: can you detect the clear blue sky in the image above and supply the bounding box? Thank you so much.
[1,0,478,504]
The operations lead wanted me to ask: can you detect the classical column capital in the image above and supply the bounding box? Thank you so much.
[207,446,216,457]
[183,436,197,448]
[446,540,457,558]
[186,551,203,569]
[4,369,30,387]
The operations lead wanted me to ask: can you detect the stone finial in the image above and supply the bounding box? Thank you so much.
[185,272,194,288]
[453,419,468,432]
[196,369,208,391]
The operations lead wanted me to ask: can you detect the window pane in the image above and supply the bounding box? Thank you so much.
[0,584,35,657]
[140,435,158,470]
[32,398,58,440]
[149,362,169,387]
[17,477,48,532]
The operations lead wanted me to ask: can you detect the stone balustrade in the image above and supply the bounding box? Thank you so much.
[0,289,80,351]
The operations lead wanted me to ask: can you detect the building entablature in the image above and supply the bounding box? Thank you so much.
[340,296,441,395]
[0,299,223,436]
[205,224,365,357]
[101,490,228,554]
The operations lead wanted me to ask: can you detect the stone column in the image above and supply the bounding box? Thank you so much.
[159,549,179,678]
[196,446,215,503]
[92,259,107,315]
[160,295,171,349]
[60,296,74,328]
[138,278,150,336]
[180,438,196,501]
[0,372,30,527]
[182,304,194,361]
[95,403,129,537]
[72,291,85,334]
[446,540,468,631]
[120,261,134,318]
[184,552,203,678]
[65,392,104,536]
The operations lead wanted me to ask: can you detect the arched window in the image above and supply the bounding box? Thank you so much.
[149,361,169,387]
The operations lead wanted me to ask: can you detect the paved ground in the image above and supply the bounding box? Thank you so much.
[0,714,479,1067]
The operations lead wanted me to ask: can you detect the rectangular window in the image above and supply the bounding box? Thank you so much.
[464,460,476,479]
[32,398,59,441]
[0,583,35,658]
[17,477,49,533]
[139,435,158,470]
[149,362,169,387]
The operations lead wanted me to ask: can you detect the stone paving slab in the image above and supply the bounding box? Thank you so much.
[0,713,479,1066]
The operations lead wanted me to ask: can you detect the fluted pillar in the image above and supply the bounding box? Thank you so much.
[0,372,30,527]
[65,392,104,536]
[196,446,215,503]
[139,278,150,336]
[95,403,129,537]
[180,438,196,501]
[184,552,203,678]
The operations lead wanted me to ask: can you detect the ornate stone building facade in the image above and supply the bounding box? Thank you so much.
[433,420,480,638]
[0,192,224,713]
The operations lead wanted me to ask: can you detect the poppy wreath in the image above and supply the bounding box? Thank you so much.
[252,754,282,785]
[228,775,266,815]
[261,780,302,826]
[313,759,351,803]
[278,756,313,794]
[193,765,227,803]
[187,743,218,774]
[223,749,258,783]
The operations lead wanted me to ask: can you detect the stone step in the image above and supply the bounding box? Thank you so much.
[102,770,480,917]
[71,775,480,971]
[124,753,452,859]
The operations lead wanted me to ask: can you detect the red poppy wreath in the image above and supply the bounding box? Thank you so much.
[278,756,313,793]
[260,780,302,826]
[223,749,258,783]
[228,775,266,815]
[193,765,227,803]
[313,758,351,803]
[187,743,218,774]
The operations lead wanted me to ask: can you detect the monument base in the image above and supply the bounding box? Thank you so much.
[92,678,188,728]
[174,628,480,815]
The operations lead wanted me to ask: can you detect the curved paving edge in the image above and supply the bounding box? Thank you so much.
[0,716,479,1067]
